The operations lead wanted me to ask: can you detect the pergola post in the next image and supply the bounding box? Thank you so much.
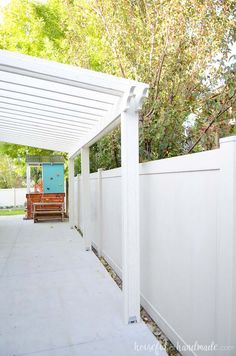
[121,105,140,324]
[68,157,75,228]
[26,164,31,193]
[81,147,91,251]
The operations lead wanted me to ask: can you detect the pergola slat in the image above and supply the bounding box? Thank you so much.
[0,111,94,131]
[0,71,119,104]
[0,95,106,117]
[0,82,115,110]
[0,89,110,113]
[0,129,70,151]
[0,117,89,136]
[0,122,82,141]
[0,100,103,120]
[0,108,95,129]
[0,50,141,95]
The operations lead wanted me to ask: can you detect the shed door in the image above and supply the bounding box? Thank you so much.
[42,164,64,193]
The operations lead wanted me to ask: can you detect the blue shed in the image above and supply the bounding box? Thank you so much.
[42,163,64,193]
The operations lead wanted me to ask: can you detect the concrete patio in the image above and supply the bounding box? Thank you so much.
[0,216,166,356]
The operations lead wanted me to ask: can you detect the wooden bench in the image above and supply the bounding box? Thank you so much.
[26,193,65,219]
[33,202,65,223]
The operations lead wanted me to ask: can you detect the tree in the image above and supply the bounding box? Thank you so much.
[0,0,235,173]
[91,0,235,163]
[0,142,68,184]
[0,153,25,188]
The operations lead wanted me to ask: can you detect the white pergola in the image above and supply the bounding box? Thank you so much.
[0,50,148,324]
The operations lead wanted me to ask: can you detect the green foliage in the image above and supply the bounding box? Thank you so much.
[0,152,24,188]
[0,0,66,60]
[0,142,68,186]
[0,0,235,173]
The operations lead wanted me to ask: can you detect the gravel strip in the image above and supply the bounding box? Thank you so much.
[92,247,181,356]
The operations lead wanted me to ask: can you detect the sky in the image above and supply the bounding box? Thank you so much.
[0,0,10,6]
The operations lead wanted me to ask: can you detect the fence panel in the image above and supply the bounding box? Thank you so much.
[74,139,236,355]
[0,188,26,207]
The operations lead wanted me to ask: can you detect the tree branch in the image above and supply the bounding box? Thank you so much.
[91,1,126,77]
[188,90,236,153]
[144,48,167,118]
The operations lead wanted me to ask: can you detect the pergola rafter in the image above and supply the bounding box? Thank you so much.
[0,130,69,151]
[0,50,149,325]
[0,71,119,104]
[0,98,104,119]
[0,110,95,129]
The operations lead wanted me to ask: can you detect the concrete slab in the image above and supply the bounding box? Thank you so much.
[0,216,167,356]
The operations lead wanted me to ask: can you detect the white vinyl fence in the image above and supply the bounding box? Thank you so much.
[74,136,236,356]
[0,188,26,207]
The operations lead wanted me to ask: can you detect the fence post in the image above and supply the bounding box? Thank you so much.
[81,147,91,251]
[97,168,103,257]
[77,175,82,232]
[68,157,75,228]
[13,188,16,208]
[216,136,236,355]
[65,178,69,218]
[26,164,31,193]
[75,175,80,229]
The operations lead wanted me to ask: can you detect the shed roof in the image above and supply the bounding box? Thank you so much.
[0,50,148,157]
[26,155,64,164]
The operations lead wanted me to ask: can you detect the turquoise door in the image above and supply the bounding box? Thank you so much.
[42,164,64,193]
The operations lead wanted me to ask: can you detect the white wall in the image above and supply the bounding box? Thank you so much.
[74,137,236,356]
[0,188,26,207]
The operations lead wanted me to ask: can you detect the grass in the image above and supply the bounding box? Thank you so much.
[0,208,25,216]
